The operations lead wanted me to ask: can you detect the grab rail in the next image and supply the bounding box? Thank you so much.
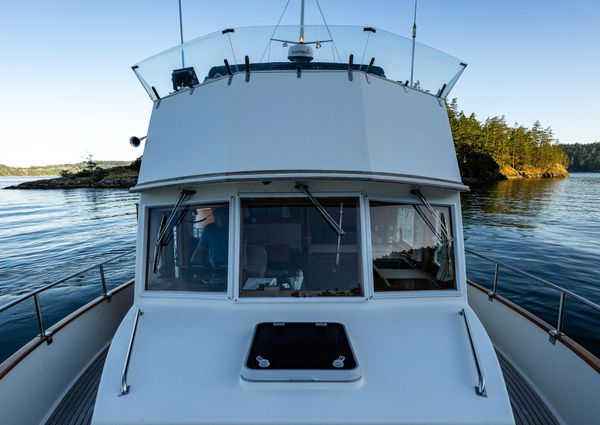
[120,308,143,396]
[465,249,600,344]
[0,250,135,344]
[459,308,487,397]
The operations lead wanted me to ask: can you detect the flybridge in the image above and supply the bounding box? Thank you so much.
[132,25,466,102]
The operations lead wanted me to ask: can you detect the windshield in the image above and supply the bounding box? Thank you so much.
[240,197,362,297]
[133,25,466,101]
[369,202,455,291]
[146,203,229,292]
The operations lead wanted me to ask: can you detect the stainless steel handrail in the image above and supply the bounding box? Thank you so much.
[465,248,600,344]
[459,308,487,397]
[120,308,143,396]
[0,250,135,343]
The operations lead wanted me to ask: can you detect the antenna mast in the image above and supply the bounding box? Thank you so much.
[409,0,417,86]
[299,0,305,43]
[179,0,185,67]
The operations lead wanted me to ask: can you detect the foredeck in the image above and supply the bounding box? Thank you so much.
[45,348,108,425]
[41,348,559,425]
[42,346,558,425]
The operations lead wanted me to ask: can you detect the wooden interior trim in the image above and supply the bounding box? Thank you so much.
[0,280,134,380]
[467,280,600,374]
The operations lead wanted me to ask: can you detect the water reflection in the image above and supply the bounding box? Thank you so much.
[463,178,568,229]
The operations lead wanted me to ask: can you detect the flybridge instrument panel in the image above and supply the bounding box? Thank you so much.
[242,322,361,382]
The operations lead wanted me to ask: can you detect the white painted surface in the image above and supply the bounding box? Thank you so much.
[468,285,600,425]
[137,72,462,190]
[92,299,513,425]
[0,283,133,425]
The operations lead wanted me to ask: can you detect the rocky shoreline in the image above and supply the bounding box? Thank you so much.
[462,163,569,186]
[5,162,568,190]
[5,176,137,189]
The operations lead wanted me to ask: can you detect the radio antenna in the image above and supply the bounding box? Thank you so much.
[299,0,305,43]
[178,0,185,67]
[409,0,417,86]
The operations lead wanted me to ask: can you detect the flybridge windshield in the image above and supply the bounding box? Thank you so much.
[132,25,466,101]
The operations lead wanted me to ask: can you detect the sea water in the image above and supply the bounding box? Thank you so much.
[0,174,598,362]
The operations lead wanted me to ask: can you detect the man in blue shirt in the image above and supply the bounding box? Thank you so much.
[191,207,228,270]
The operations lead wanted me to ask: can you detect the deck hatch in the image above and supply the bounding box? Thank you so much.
[242,322,360,381]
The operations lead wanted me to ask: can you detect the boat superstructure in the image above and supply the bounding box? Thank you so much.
[1,11,599,425]
[89,23,517,425]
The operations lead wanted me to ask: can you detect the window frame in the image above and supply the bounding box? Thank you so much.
[365,195,462,299]
[233,192,369,303]
[141,197,236,300]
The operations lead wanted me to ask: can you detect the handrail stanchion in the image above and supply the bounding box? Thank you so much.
[33,294,51,344]
[99,264,110,301]
[550,292,567,344]
[489,263,500,301]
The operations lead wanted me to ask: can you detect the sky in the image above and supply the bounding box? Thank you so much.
[0,0,599,167]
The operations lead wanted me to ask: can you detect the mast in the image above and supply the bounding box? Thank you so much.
[299,0,305,43]
[409,0,417,86]
[179,0,185,67]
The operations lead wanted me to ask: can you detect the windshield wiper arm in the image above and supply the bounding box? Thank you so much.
[335,202,344,267]
[152,188,195,273]
[295,183,345,237]
[410,188,453,243]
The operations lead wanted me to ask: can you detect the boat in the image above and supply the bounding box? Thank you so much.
[1,3,599,424]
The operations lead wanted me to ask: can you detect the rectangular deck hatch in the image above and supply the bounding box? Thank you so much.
[242,322,360,382]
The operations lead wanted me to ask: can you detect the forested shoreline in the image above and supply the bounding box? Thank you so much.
[561,142,600,172]
[4,157,140,189]
[447,100,569,183]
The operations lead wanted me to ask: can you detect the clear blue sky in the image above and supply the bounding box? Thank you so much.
[1,0,598,166]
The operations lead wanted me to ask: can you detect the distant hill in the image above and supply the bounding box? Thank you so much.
[0,161,131,176]
[561,142,600,172]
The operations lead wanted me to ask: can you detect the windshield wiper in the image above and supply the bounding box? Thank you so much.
[335,202,344,267]
[152,189,195,273]
[295,183,345,237]
[410,188,453,244]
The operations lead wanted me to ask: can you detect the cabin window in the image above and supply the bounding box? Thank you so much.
[146,203,229,292]
[239,198,362,297]
[369,202,455,291]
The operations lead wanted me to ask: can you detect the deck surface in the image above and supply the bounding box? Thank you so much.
[497,351,560,425]
[45,348,108,425]
[44,346,559,425]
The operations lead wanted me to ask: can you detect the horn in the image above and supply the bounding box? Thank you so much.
[129,136,146,147]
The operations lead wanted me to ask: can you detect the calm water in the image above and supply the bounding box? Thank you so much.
[0,174,599,363]
[0,177,138,362]
[462,173,600,356]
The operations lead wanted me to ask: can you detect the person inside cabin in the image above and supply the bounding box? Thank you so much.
[191,207,229,271]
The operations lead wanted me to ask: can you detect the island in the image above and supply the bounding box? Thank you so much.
[447,100,570,184]
[3,157,140,189]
